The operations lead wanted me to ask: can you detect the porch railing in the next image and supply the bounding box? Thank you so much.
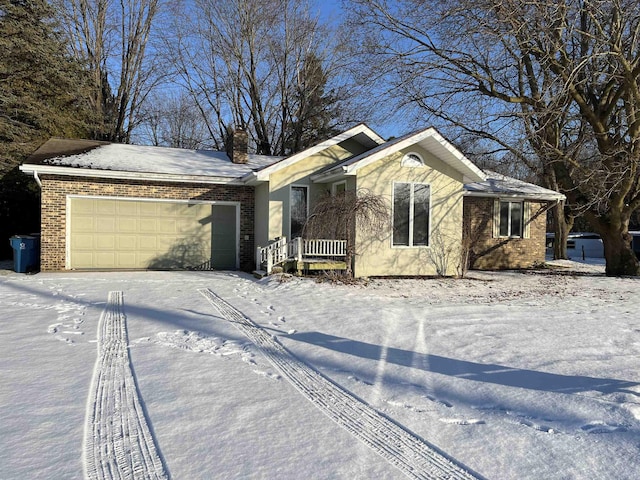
[257,237,347,274]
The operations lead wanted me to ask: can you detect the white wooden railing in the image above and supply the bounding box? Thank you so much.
[256,237,347,274]
[256,236,289,274]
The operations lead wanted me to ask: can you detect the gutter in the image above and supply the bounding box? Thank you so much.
[19,164,246,186]
[463,190,566,202]
[310,166,351,183]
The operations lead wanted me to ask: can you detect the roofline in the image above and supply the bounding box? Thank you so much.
[19,164,245,186]
[311,127,486,183]
[243,123,385,183]
[310,167,352,184]
[463,190,566,201]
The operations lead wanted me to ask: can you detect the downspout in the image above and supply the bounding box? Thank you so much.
[32,171,42,188]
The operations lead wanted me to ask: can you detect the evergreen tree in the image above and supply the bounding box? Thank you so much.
[0,0,93,172]
[0,0,94,259]
[285,53,340,154]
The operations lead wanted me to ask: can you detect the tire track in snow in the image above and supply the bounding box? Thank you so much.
[199,288,483,480]
[84,291,168,480]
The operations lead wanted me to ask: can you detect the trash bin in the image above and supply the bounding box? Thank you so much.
[9,235,40,273]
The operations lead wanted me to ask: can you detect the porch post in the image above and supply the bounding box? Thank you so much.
[296,237,303,262]
[256,246,261,271]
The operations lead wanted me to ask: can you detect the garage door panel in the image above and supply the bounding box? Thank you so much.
[73,216,95,232]
[139,203,158,215]
[73,252,94,265]
[139,218,157,232]
[68,197,236,270]
[117,253,137,267]
[96,201,116,215]
[117,218,138,232]
[139,237,157,250]
[117,236,137,250]
[97,218,116,232]
[158,219,177,234]
[95,252,116,267]
[70,234,95,249]
[117,202,138,215]
[96,235,115,250]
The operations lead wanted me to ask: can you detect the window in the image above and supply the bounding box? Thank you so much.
[290,186,308,238]
[498,200,523,237]
[393,183,430,246]
[332,181,346,195]
[401,152,425,167]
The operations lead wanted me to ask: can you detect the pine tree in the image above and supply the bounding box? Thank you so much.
[0,0,94,172]
[0,0,94,259]
[285,53,340,153]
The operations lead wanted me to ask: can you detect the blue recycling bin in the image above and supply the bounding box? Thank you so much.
[9,235,40,273]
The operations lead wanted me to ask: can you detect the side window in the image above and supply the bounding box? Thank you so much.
[290,186,308,239]
[499,200,523,237]
[393,182,430,247]
[332,181,346,195]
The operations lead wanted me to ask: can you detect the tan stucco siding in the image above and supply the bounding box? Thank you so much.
[268,142,363,240]
[353,148,465,277]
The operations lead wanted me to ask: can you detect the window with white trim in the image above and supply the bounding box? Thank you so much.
[332,181,346,195]
[393,182,430,246]
[401,152,425,167]
[498,200,523,237]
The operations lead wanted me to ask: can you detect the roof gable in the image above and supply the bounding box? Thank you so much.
[244,123,385,183]
[311,127,486,183]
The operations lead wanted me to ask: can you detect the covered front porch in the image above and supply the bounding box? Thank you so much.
[256,237,347,276]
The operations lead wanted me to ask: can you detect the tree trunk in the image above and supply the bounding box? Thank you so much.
[552,201,571,260]
[599,228,640,276]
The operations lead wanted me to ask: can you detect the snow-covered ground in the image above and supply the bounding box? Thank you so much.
[1,259,639,479]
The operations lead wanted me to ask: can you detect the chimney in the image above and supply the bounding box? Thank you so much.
[228,128,248,164]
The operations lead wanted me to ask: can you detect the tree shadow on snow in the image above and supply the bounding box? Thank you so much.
[288,331,639,397]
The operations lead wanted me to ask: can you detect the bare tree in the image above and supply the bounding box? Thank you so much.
[162,0,346,155]
[136,92,210,149]
[54,0,162,142]
[304,190,388,276]
[348,0,640,276]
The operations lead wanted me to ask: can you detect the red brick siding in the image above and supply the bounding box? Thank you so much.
[39,175,254,271]
[463,197,547,270]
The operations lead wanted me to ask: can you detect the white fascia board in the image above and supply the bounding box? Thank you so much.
[19,164,245,186]
[464,190,566,201]
[427,130,487,183]
[340,128,487,182]
[250,124,385,182]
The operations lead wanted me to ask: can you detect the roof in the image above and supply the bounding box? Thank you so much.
[464,171,566,201]
[243,123,385,184]
[21,138,283,185]
[310,127,486,183]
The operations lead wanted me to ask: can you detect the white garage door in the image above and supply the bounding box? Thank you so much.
[68,197,238,270]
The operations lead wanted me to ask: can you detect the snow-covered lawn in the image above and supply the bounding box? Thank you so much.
[1,259,639,479]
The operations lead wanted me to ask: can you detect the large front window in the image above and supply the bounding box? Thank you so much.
[393,182,430,246]
[290,186,308,238]
[499,200,523,237]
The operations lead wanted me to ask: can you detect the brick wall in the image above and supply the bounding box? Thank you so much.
[463,197,547,270]
[40,175,255,271]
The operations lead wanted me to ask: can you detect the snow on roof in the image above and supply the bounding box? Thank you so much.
[41,143,282,178]
[464,170,566,201]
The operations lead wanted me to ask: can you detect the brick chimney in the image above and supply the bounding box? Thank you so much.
[227,128,248,164]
